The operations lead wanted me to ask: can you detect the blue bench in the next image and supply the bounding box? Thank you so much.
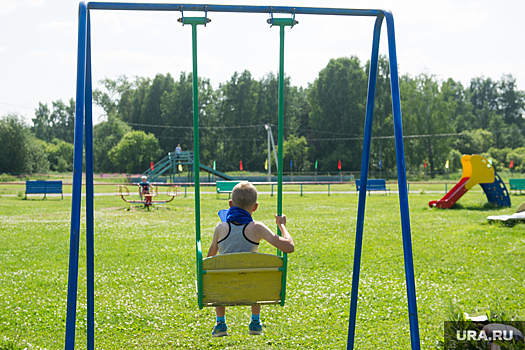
[355,179,389,195]
[25,180,63,199]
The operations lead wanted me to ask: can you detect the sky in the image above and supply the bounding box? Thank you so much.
[1,0,525,124]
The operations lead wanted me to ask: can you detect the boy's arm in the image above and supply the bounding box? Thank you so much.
[206,224,221,257]
[256,215,295,254]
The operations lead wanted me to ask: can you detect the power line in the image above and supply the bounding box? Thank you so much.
[0,102,34,110]
[125,121,267,130]
[109,118,524,141]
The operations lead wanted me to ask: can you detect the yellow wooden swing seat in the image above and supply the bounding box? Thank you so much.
[201,252,284,307]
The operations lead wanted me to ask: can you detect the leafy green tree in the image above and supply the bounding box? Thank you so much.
[447,149,463,173]
[108,131,162,173]
[400,73,455,175]
[46,139,74,172]
[212,70,261,171]
[484,147,512,171]
[0,113,49,173]
[367,55,395,174]
[506,147,525,172]
[489,114,508,149]
[119,76,151,125]
[25,137,50,174]
[505,124,525,149]
[93,115,132,173]
[140,73,174,140]
[0,114,29,173]
[160,72,214,155]
[286,86,311,139]
[498,74,524,127]
[93,75,133,117]
[32,102,52,141]
[308,57,367,171]
[441,78,475,133]
[469,77,499,112]
[51,99,75,143]
[453,129,493,155]
[31,99,75,143]
[283,135,310,172]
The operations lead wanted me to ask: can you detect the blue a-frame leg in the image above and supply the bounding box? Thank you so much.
[64,3,420,350]
[347,11,420,350]
[64,2,87,349]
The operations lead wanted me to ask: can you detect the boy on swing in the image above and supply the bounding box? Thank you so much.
[206,181,295,337]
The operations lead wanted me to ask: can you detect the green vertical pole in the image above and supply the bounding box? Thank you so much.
[267,16,296,308]
[277,23,284,236]
[191,22,203,310]
[277,23,287,307]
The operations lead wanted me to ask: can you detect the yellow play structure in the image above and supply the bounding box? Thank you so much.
[429,154,510,209]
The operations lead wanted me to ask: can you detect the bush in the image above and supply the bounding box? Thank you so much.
[484,147,512,171]
[448,149,463,173]
[25,137,50,174]
[45,139,74,172]
[108,131,162,173]
[0,114,28,173]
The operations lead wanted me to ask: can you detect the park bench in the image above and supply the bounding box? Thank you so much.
[216,181,241,199]
[25,180,63,199]
[355,179,390,195]
[509,178,525,195]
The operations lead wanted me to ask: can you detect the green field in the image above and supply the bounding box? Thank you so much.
[0,187,524,349]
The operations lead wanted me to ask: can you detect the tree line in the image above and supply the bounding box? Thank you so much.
[1,55,525,176]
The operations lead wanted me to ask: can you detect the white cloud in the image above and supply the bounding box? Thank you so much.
[0,46,6,53]
[55,50,76,65]
[90,12,125,35]
[30,50,48,58]
[39,21,75,32]
[93,50,190,72]
[0,0,16,15]
[0,0,44,15]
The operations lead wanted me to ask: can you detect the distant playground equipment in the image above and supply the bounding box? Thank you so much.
[116,184,179,208]
[429,155,511,209]
[487,201,525,223]
[142,150,234,183]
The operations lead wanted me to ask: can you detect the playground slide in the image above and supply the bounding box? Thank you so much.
[199,164,234,180]
[428,177,469,209]
[143,150,235,181]
[480,173,511,207]
[429,154,511,209]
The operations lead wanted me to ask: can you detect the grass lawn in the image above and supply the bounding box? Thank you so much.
[0,188,524,349]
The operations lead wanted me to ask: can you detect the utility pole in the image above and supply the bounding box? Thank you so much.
[265,124,271,182]
[265,124,278,181]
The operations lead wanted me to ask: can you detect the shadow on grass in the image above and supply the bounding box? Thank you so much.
[450,202,508,211]
[487,219,524,228]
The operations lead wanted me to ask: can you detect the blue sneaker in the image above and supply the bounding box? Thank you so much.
[212,321,228,337]
[249,320,263,335]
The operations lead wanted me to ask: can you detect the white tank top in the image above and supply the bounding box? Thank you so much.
[218,222,259,254]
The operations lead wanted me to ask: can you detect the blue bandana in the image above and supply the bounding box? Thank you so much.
[218,207,253,224]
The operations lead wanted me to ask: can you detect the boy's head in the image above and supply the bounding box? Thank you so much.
[230,182,258,212]
[142,176,147,182]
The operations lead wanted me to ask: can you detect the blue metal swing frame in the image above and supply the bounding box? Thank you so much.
[65,2,420,349]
